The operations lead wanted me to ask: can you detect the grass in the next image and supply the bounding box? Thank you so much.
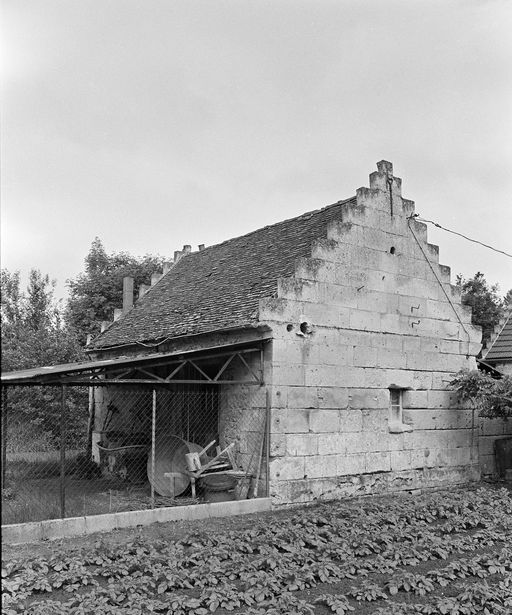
[2,475,199,525]
[2,483,511,614]
[2,478,161,525]
[2,446,207,524]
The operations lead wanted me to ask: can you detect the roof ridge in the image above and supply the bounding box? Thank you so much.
[195,196,355,254]
[89,194,356,350]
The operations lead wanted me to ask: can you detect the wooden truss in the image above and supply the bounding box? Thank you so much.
[90,348,264,386]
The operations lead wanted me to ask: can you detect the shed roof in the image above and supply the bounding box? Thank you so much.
[91,197,354,350]
[1,340,266,385]
[483,310,512,364]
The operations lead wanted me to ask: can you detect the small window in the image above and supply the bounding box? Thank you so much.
[388,388,412,433]
[390,388,402,423]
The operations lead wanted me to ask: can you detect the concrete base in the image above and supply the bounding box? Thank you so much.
[1,497,272,545]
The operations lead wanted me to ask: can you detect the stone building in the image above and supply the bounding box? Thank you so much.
[482,309,512,376]
[479,308,512,475]
[86,161,507,505]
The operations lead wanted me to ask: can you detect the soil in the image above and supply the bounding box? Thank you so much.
[2,480,511,614]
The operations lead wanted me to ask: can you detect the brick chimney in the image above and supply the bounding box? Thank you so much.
[123,276,134,313]
[138,283,150,299]
[151,272,162,286]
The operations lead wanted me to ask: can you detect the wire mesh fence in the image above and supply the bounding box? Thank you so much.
[1,383,268,525]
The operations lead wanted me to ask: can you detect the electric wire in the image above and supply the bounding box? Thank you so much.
[412,215,512,259]
[407,216,472,358]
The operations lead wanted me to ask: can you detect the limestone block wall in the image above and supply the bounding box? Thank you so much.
[218,348,271,482]
[260,161,483,505]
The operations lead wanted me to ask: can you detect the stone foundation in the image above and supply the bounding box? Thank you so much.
[270,465,480,505]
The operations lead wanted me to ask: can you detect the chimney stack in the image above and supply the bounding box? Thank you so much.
[198,244,205,251]
[113,308,123,321]
[151,272,162,286]
[138,283,150,299]
[162,261,173,274]
[101,321,109,332]
[123,276,134,313]
[86,334,92,346]
[183,244,191,254]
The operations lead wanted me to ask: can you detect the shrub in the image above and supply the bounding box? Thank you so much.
[451,370,512,419]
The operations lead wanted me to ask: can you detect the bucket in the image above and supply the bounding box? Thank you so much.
[201,473,237,503]
[204,489,236,503]
[185,452,202,471]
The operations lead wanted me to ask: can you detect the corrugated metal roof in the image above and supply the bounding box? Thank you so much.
[1,353,168,383]
[1,339,265,385]
[90,198,355,350]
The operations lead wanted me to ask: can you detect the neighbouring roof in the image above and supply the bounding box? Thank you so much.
[484,310,512,364]
[91,198,354,350]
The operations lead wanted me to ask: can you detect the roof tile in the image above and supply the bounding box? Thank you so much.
[485,312,512,363]
[92,198,354,349]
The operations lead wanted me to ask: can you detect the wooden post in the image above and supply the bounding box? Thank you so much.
[1,387,8,491]
[151,388,156,508]
[86,385,95,460]
[265,387,271,498]
[60,385,67,519]
[252,401,267,499]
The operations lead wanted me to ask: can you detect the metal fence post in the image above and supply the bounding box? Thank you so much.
[60,385,67,519]
[151,388,156,508]
[1,386,7,491]
[265,387,271,498]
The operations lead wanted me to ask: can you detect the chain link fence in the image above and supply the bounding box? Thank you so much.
[1,383,268,525]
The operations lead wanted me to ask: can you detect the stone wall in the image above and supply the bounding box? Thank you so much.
[478,416,512,476]
[218,346,271,489]
[260,161,483,505]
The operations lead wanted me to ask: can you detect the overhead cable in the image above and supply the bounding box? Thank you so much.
[411,215,512,259]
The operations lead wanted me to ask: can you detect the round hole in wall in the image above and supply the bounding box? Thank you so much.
[300,321,310,334]
[390,246,396,254]
[286,324,294,332]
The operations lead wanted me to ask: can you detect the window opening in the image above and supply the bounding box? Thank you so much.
[388,388,413,433]
[390,388,402,423]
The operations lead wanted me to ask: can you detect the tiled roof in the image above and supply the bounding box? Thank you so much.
[92,198,354,349]
[484,311,512,364]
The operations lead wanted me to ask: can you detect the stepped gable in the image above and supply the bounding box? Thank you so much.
[91,197,355,349]
[484,309,512,364]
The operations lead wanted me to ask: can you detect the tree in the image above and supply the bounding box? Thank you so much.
[1,268,85,444]
[1,268,83,372]
[456,272,509,349]
[504,288,512,307]
[66,238,166,344]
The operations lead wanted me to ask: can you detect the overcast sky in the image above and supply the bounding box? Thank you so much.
[2,0,511,302]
